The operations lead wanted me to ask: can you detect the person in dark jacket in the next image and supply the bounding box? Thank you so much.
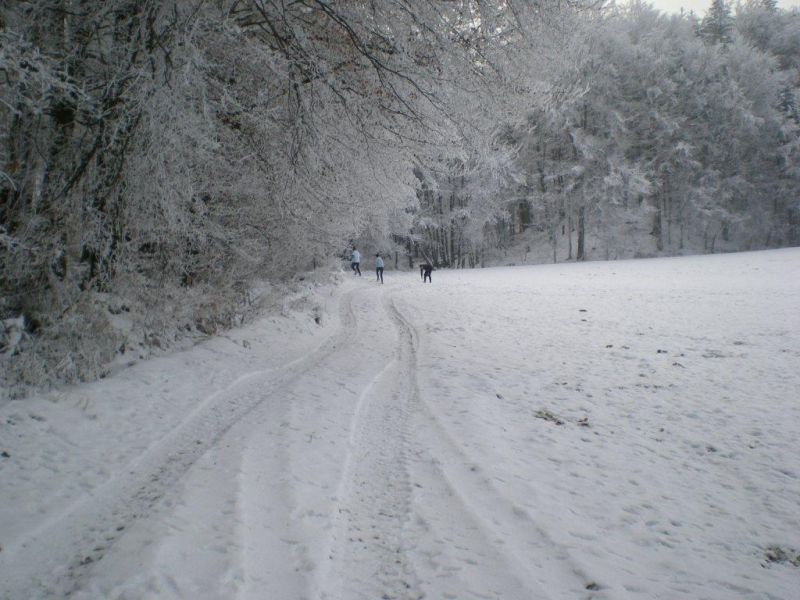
[420,263,433,283]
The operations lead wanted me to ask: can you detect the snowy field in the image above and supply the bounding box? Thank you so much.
[1,248,799,599]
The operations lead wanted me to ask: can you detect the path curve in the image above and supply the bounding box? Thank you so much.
[4,278,604,600]
[0,288,360,599]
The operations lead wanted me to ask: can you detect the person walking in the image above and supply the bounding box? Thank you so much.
[375,253,384,283]
[420,262,433,283]
[351,247,361,276]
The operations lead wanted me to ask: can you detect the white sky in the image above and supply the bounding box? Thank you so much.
[646,0,800,15]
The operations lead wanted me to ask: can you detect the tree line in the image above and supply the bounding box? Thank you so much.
[2,0,798,396]
[409,0,800,268]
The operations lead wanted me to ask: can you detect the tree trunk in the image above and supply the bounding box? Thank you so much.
[576,206,585,261]
[449,222,456,268]
[653,203,663,252]
[665,178,672,249]
[567,201,573,260]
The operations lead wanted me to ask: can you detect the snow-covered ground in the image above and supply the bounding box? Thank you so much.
[2,248,799,600]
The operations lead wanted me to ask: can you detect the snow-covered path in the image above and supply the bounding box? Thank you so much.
[2,249,799,600]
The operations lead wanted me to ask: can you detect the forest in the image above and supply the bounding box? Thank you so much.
[2,0,799,396]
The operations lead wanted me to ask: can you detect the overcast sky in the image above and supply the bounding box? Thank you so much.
[645,0,800,15]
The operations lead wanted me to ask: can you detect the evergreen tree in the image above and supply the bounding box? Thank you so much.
[700,0,735,45]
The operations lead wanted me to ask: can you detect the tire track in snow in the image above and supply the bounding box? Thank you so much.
[0,289,360,600]
[310,288,421,600]
[387,296,535,598]
[389,295,605,600]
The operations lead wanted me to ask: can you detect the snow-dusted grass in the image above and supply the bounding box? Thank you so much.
[1,249,798,599]
[397,248,800,598]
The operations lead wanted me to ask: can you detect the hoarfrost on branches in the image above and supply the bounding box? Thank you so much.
[1,0,798,396]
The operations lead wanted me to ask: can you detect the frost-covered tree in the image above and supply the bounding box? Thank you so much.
[700,0,735,45]
[486,1,800,262]
[3,0,798,396]
[1,0,590,395]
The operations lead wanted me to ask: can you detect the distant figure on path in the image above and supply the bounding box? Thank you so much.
[351,247,361,276]
[420,263,433,283]
[375,253,384,284]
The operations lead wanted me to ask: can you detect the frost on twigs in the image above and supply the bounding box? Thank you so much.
[2,1,498,398]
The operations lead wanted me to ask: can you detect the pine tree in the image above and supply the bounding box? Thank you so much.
[700,0,735,45]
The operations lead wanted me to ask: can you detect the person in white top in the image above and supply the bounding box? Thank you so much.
[350,247,361,276]
[375,253,384,283]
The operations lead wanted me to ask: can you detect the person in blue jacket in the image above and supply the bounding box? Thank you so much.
[375,253,384,283]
